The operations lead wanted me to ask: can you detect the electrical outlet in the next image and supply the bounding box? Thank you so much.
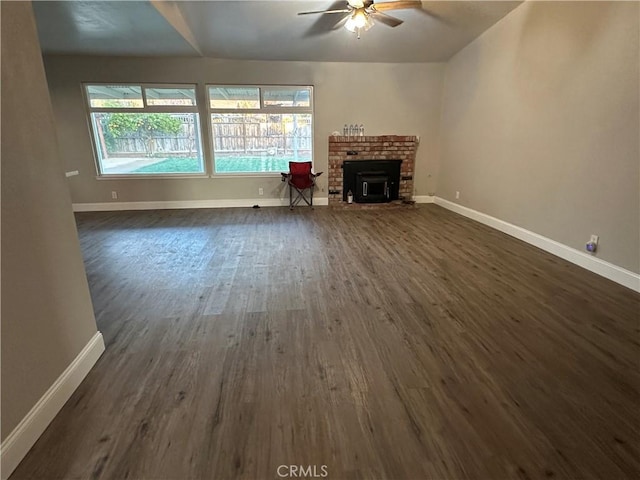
[111,191,118,200]
[455,191,460,199]
[258,187,264,196]
[586,234,599,253]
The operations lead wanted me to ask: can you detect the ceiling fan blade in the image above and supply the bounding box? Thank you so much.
[298,8,351,15]
[301,1,351,37]
[372,1,422,12]
[371,11,403,27]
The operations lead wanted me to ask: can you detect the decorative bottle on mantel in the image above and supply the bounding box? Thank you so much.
[359,124,364,136]
[343,124,348,136]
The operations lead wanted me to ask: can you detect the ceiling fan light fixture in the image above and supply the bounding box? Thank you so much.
[344,8,373,37]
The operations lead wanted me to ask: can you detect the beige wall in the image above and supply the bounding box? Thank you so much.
[438,1,639,273]
[1,2,99,439]
[43,56,444,204]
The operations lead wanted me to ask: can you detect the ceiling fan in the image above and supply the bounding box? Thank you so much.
[298,0,423,39]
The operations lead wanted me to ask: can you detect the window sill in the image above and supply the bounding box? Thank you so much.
[210,172,285,178]
[95,173,209,180]
[94,171,306,180]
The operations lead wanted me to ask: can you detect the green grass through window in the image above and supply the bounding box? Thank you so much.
[131,155,312,174]
[132,157,202,173]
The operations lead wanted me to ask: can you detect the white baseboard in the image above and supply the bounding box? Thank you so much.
[72,197,329,212]
[434,197,640,293]
[413,195,435,204]
[1,332,105,480]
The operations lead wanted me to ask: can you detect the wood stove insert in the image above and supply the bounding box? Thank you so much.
[343,160,402,203]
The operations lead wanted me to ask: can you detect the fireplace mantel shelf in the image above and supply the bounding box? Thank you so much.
[329,135,418,143]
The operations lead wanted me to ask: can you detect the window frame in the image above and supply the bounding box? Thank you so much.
[82,82,207,178]
[206,84,314,177]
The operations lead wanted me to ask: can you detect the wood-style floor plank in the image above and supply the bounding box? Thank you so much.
[10,205,640,480]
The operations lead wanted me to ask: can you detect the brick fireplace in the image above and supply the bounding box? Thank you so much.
[327,135,418,206]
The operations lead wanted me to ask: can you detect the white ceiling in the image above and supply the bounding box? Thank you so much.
[33,0,523,63]
[33,1,197,56]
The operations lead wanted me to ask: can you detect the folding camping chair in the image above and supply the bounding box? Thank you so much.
[281,161,323,209]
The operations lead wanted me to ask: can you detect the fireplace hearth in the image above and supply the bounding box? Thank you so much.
[343,160,401,203]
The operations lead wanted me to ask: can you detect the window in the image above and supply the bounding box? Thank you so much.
[207,85,313,174]
[84,84,205,176]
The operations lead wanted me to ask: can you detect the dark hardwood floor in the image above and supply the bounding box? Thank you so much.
[10,205,640,480]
